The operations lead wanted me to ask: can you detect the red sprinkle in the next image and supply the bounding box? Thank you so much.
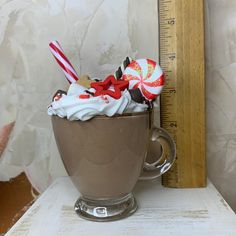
[101,95,109,104]
[78,94,90,99]
[54,95,61,101]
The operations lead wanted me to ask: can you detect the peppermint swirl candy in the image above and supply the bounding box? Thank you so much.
[122,59,164,101]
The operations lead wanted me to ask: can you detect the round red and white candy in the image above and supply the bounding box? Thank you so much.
[122,59,164,101]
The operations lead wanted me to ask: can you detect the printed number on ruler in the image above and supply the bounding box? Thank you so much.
[159,0,178,185]
[159,0,177,139]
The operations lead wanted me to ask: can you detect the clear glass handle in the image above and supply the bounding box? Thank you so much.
[139,127,176,180]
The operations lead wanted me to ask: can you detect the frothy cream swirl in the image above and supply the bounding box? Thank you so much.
[48,84,148,121]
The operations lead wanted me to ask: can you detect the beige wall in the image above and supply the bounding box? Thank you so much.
[205,0,236,211]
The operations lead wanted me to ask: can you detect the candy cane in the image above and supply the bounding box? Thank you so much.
[49,40,79,83]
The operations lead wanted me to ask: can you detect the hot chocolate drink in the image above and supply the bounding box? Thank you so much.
[48,41,175,221]
[52,112,150,199]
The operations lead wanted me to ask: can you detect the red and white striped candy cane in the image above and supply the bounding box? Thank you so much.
[49,40,79,84]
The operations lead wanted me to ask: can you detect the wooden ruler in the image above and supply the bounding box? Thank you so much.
[159,0,206,188]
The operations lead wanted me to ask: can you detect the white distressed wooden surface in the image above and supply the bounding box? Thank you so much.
[5,177,236,236]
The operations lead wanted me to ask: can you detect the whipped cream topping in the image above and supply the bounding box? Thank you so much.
[48,84,148,121]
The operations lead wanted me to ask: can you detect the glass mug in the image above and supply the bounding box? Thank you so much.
[52,110,176,221]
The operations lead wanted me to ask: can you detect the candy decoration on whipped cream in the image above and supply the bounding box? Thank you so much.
[78,94,90,99]
[52,90,67,102]
[128,88,145,104]
[49,40,79,84]
[122,59,164,101]
[114,57,132,80]
[90,75,129,99]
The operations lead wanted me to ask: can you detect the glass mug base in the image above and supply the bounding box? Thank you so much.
[74,193,137,222]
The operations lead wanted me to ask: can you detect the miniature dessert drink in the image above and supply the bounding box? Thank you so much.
[48,41,176,221]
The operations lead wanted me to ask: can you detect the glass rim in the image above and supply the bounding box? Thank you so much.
[51,110,152,122]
